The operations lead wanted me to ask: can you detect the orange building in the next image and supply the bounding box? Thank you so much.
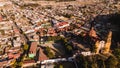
[0,15,2,22]
[89,27,98,38]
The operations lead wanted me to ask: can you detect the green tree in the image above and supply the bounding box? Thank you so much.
[64,43,73,55]
[76,55,88,68]
[23,44,29,50]
[66,45,72,51]
[113,48,120,68]
[59,64,63,68]
[91,63,98,68]
[54,64,63,68]
[113,48,120,60]
[105,56,118,68]
[45,47,54,58]
[48,51,54,58]
[54,64,58,68]
[97,59,106,68]
[90,56,98,68]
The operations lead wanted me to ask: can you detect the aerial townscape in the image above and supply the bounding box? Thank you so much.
[0,0,120,68]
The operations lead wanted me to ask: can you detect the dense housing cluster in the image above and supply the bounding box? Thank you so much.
[0,0,120,68]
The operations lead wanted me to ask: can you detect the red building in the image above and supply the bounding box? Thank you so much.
[29,42,37,58]
[38,47,48,61]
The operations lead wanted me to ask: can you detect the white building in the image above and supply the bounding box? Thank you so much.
[81,51,92,56]
[99,40,105,49]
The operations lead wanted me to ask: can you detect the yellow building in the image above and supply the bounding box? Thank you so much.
[95,40,100,54]
[103,31,112,54]
[94,31,112,54]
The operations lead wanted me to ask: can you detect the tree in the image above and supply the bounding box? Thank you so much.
[59,64,63,68]
[113,48,120,68]
[91,63,98,68]
[54,64,58,68]
[45,46,55,58]
[105,56,118,68]
[90,56,98,68]
[113,48,120,60]
[66,45,72,51]
[23,44,29,51]
[97,59,106,68]
[54,64,63,68]
[76,55,88,68]
[48,51,54,58]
